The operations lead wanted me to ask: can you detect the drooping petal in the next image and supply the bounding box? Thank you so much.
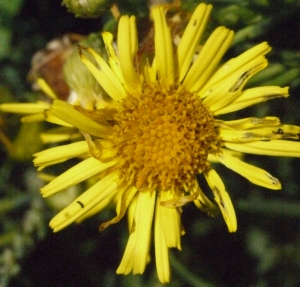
[76,185,122,224]
[204,168,237,232]
[50,170,120,232]
[99,184,138,230]
[81,134,115,162]
[117,190,156,275]
[194,183,219,216]
[160,181,199,208]
[50,100,113,138]
[41,157,117,197]
[177,3,212,81]
[225,140,300,157]
[218,151,281,189]
[152,5,174,87]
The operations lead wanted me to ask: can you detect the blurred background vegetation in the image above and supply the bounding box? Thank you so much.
[1,0,300,286]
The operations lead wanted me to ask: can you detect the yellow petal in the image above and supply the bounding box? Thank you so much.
[20,113,46,123]
[225,140,300,157]
[219,123,299,142]
[218,151,281,189]
[33,140,89,170]
[79,46,126,101]
[202,55,267,111]
[117,15,141,94]
[117,190,156,275]
[214,86,289,115]
[50,170,119,232]
[177,3,212,81]
[140,54,156,84]
[41,157,116,197]
[102,31,125,85]
[76,186,118,224]
[208,148,242,163]
[40,127,81,144]
[50,100,113,138]
[99,184,137,230]
[155,198,170,283]
[204,168,237,232]
[127,192,138,233]
[218,116,281,130]
[152,5,174,87]
[36,78,58,100]
[203,42,271,91]
[183,26,234,92]
[44,110,73,127]
[0,102,50,114]
[158,190,182,249]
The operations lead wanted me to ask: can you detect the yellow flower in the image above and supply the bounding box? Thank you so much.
[8,3,300,283]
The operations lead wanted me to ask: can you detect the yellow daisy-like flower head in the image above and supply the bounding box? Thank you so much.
[31,3,300,283]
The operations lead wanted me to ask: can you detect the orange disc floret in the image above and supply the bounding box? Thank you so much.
[112,84,221,192]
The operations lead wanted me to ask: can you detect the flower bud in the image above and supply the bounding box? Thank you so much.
[63,33,107,107]
[62,0,113,18]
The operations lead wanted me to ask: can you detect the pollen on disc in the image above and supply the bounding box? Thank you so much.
[112,84,221,192]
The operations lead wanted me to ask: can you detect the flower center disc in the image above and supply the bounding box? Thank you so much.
[113,84,220,192]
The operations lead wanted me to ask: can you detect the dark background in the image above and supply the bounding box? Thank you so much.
[1,0,300,286]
